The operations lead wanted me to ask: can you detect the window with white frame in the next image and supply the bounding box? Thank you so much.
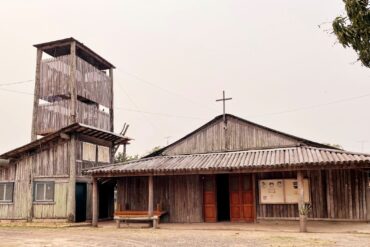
[82,142,97,162]
[98,145,110,163]
[0,182,14,203]
[34,181,54,202]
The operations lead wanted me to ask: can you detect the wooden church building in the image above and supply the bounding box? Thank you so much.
[86,113,370,226]
[0,38,130,222]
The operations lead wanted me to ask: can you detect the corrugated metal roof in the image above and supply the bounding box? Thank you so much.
[85,146,370,176]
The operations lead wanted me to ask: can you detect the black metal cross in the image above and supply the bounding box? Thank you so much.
[216,90,232,123]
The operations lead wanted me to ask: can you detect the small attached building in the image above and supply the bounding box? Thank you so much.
[86,114,370,224]
[0,123,129,222]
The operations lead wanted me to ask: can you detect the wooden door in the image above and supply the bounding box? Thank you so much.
[229,174,254,222]
[75,183,87,222]
[203,175,217,222]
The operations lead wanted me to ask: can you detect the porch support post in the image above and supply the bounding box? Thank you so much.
[297,171,307,232]
[366,172,370,221]
[148,175,154,217]
[92,177,99,227]
[252,173,257,223]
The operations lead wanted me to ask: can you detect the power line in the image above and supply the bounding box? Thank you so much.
[115,107,206,120]
[115,82,160,130]
[0,88,34,96]
[248,92,370,118]
[0,79,33,87]
[119,70,218,112]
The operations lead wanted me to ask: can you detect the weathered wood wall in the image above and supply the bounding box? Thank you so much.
[36,54,112,136]
[163,116,300,155]
[0,159,30,219]
[117,175,203,223]
[0,139,70,220]
[116,169,368,223]
[36,100,110,135]
[39,55,112,108]
[33,179,68,219]
[75,139,112,177]
[256,169,368,220]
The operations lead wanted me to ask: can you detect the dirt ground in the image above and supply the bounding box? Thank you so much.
[0,221,369,247]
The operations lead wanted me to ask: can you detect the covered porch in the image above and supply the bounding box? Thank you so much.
[85,146,370,232]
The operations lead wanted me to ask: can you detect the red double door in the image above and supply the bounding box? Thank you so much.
[203,174,254,222]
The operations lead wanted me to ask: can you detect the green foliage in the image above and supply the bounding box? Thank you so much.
[114,146,162,163]
[146,146,162,155]
[299,203,312,216]
[114,152,139,163]
[332,0,370,67]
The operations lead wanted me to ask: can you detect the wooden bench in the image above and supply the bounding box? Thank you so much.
[114,210,167,229]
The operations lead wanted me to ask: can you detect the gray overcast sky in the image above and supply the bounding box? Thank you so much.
[0,0,369,156]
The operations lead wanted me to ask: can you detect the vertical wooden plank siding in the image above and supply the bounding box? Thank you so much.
[117,175,203,223]
[0,139,72,220]
[256,169,368,220]
[162,117,300,155]
[35,52,112,135]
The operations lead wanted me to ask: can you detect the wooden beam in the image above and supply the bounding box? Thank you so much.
[31,48,43,141]
[60,133,70,140]
[148,175,154,217]
[366,172,370,221]
[92,177,99,227]
[252,173,257,223]
[297,171,307,232]
[109,68,114,162]
[66,134,77,222]
[69,41,77,124]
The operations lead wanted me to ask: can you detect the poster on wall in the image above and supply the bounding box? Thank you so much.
[284,179,310,203]
[259,179,284,204]
[259,179,310,204]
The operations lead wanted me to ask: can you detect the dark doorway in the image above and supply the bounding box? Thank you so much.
[216,174,230,221]
[75,183,87,222]
[99,181,115,219]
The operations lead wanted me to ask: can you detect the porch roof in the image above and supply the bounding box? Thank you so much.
[84,145,370,176]
[0,123,131,160]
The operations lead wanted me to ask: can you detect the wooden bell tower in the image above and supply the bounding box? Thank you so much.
[31,38,115,141]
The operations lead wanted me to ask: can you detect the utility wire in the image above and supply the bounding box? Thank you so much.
[248,92,370,118]
[0,79,33,87]
[115,82,161,130]
[115,107,206,120]
[0,88,34,95]
[119,70,218,112]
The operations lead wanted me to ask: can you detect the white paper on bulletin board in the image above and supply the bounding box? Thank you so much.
[284,179,310,203]
[259,179,284,204]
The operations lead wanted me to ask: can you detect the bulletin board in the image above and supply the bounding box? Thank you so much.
[284,179,310,203]
[259,179,284,204]
[259,179,310,204]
